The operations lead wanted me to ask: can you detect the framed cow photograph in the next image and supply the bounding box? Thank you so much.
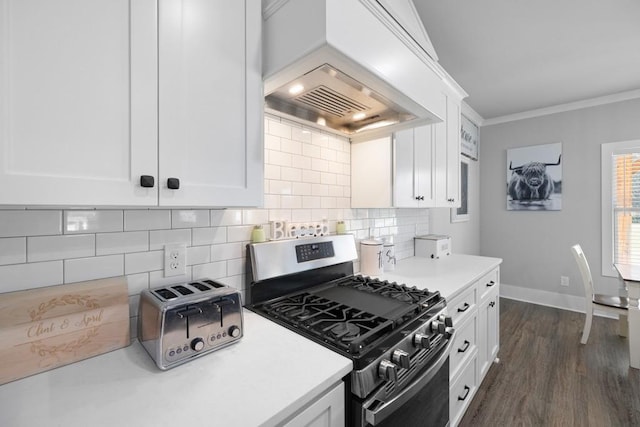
[506,142,562,211]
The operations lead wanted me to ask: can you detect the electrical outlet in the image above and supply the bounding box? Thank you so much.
[560,276,569,287]
[164,243,186,277]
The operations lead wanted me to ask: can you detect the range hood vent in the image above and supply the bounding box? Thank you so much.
[265,64,416,135]
[262,0,466,141]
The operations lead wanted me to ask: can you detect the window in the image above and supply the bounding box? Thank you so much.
[602,140,640,277]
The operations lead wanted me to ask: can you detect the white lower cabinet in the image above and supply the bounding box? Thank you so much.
[448,266,500,427]
[284,382,345,427]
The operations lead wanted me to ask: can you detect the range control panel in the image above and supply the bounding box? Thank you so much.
[296,241,335,263]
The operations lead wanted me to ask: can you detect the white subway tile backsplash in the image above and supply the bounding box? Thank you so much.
[186,246,211,266]
[65,210,122,234]
[149,229,191,250]
[227,258,245,276]
[149,270,192,287]
[291,209,312,222]
[172,210,210,229]
[28,234,95,262]
[281,195,302,209]
[0,210,62,237]
[126,273,149,295]
[124,210,171,231]
[269,209,292,222]
[269,150,293,167]
[321,147,337,162]
[0,238,26,265]
[281,138,302,155]
[263,195,281,209]
[312,158,329,172]
[292,182,312,195]
[242,210,269,225]
[0,261,63,292]
[125,251,163,275]
[312,184,329,197]
[264,164,281,180]
[192,227,226,245]
[64,254,124,283]
[292,154,312,170]
[211,242,243,261]
[311,132,329,147]
[129,295,140,317]
[320,172,337,185]
[264,133,281,150]
[227,225,253,243]
[302,143,321,159]
[267,120,292,139]
[281,167,302,182]
[291,127,312,144]
[302,196,322,209]
[211,209,242,226]
[192,261,226,280]
[96,231,148,256]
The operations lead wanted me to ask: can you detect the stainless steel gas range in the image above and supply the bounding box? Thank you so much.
[247,235,455,427]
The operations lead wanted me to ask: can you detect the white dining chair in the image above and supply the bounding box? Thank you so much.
[571,244,629,344]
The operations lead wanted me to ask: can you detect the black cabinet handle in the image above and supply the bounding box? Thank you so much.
[457,340,470,353]
[489,301,496,308]
[140,175,155,188]
[486,280,495,287]
[415,196,424,201]
[458,385,471,401]
[457,302,470,313]
[167,177,180,190]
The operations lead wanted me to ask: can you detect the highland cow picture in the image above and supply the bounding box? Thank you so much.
[507,142,562,211]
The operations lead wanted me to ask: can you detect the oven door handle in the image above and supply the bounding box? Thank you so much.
[364,330,456,426]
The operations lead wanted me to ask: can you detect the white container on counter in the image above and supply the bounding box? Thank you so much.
[360,239,383,276]
[415,234,451,259]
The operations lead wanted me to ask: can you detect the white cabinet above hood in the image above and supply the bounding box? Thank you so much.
[262,0,466,141]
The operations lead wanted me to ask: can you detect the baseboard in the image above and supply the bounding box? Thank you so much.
[500,283,617,319]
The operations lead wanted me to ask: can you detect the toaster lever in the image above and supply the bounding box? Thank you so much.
[177,306,202,318]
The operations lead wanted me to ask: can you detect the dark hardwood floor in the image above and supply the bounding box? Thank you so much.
[459,298,640,427]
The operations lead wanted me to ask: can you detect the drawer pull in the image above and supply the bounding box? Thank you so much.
[458,385,471,401]
[486,280,495,287]
[457,302,470,313]
[489,301,496,308]
[457,340,470,353]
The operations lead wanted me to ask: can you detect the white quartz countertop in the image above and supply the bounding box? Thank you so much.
[379,254,503,300]
[0,310,352,427]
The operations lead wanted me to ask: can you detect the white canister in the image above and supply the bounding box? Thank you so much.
[360,239,383,276]
[383,238,396,271]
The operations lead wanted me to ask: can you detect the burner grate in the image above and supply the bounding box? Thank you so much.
[262,293,393,355]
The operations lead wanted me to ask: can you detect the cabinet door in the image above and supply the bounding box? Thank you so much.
[433,92,461,207]
[0,0,158,206]
[158,0,262,207]
[444,95,461,207]
[284,382,345,427]
[393,126,434,208]
[393,128,420,207]
[477,285,499,383]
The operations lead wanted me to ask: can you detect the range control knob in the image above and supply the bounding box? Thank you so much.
[378,359,398,382]
[438,314,453,328]
[228,325,241,338]
[445,327,455,340]
[431,320,446,334]
[413,333,432,349]
[191,338,205,352]
[391,349,410,369]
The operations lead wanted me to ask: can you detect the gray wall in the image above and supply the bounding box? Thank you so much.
[430,157,480,255]
[480,98,640,298]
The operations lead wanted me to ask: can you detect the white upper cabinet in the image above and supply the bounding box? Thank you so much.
[0,0,262,207]
[158,0,262,207]
[351,90,462,209]
[0,0,158,206]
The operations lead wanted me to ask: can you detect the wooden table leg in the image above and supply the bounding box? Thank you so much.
[627,281,640,369]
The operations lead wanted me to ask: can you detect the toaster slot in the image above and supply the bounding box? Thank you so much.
[154,288,178,300]
[189,282,211,292]
[202,279,225,288]
[171,285,194,295]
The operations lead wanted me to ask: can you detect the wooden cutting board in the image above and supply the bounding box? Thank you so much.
[0,276,130,385]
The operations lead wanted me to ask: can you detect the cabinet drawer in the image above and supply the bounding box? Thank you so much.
[450,313,476,381]
[450,355,478,427]
[478,268,499,301]
[448,284,477,327]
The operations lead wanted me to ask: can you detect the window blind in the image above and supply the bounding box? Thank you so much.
[612,152,640,265]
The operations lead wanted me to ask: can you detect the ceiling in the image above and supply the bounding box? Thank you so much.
[413,0,640,123]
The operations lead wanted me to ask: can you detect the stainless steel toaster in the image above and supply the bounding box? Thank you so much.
[138,279,243,370]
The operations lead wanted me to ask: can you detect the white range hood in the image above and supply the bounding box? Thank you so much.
[262,0,466,141]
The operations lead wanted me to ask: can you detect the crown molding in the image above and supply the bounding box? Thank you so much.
[461,102,485,127]
[483,89,640,126]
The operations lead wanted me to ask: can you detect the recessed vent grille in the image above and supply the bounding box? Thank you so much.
[297,86,369,118]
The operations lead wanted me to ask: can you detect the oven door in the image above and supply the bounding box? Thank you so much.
[357,331,455,427]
